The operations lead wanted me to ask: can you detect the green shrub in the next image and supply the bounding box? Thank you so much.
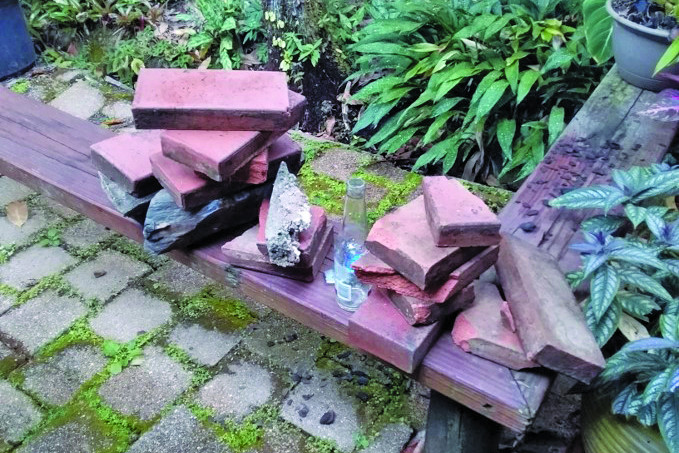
[550,164,679,452]
[349,0,607,182]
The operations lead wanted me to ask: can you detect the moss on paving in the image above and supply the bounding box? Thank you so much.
[175,285,258,332]
[9,79,30,94]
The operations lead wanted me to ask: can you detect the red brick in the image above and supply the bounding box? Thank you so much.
[257,203,328,267]
[353,246,497,302]
[365,196,480,290]
[348,289,443,373]
[132,69,306,130]
[452,282,538,370]
[496,234,605,383]
[422,176,501,247]
[387,285,475,326]
[152,135,303,209]
[220,224,332,283]
[161,129,272,182]
[90,130,162,196]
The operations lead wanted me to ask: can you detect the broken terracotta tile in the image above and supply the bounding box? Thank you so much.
[452,282,538,370]
[496,234,605,383]
[387,285,475,326]
[220,224,332,282]
[365,196,477,290]
[423,176,501,247]
[352,246,497,302]
[90,130,162,196]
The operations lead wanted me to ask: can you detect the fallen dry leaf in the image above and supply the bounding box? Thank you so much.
[102,118,124,126]
[198,57,212,70]
[6,201,28,227]
[618,313,650,342]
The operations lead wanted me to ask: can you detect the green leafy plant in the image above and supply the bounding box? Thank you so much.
[349,0,604,182]
[37,227,62,247]
[101,339,143,375]
[550,164,679,451]
[582,0,613,63]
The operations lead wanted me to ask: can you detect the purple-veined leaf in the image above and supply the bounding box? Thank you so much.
[617,291,661,321]
[639,89,679,122]
[642,365,675,406]
[585,297,620,346]
[590,266,620,322]
[637,401,658,426]
[608,244,667,271]
[581,215,626,234]
[658,393,679,452]
[625,204,647,228]
[550,186,618,210]
[612,383,642,416]
[660,314,679,342]
[618,268,674,302]
[621,337,679,353]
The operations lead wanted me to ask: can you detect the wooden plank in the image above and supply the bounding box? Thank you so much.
[348,289,443,373]
[424,390,501,453]
[499,69,678,273]
[0,86,547,432]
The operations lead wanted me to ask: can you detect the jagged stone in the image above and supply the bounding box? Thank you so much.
[265,162,311,267]
[99,172,156,221]
[143,184,271,254]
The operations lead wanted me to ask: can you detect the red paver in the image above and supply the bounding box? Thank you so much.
[353,246,497,303]
[161,129,272,182]
[132,69,305,130]
[422,176,501,247]
[152,135,303,209]
[452,282,538,370]
[257,203,328,268]
[90,130,162,196]
[496,234,605,383]
[220,224,332,282]
[365,196,485,290]
[387,285,475,326]
[348,289,443,373]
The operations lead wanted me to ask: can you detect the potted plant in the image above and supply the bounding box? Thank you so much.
[583,0,679,90]
[550,163,679,453]
[0,0,36,80]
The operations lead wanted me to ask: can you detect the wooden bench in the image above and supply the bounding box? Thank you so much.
[0,67,675,451]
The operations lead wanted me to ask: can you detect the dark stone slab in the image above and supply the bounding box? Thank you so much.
[143,184,272,254]
[99,172,156,221]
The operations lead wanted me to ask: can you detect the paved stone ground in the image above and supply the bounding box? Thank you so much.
[0,67,579,453]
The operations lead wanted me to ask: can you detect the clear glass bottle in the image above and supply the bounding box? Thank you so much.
[334,178,371,311]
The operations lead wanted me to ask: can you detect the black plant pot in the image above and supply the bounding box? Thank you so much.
[0,0,36,80]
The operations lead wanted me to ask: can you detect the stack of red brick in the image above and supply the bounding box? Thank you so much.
[351,176,605,382]
[89,68,331,281]
[352,176,501,325]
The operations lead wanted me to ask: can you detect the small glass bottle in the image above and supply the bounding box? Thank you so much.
[334,178,371,311]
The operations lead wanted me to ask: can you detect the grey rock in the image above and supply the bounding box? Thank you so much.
[101,101,132,121]
[0,380,42,445]
[0,245,77,289]
[143,184,271,255]
[197,362,273,421]
[38,197,81,220]
[127,406,227,453]
[0,292,86,354]
[98,346,192,420]
[89,289,172,342]
[99,172,156,221]
[0,342,21,377]
[61,219,113,248]
[310,148,369,182]
[22,345,107,405]
[265,162,311,267]
[64,251,151,301]
[57,70,83,83]
[16,421,113,453]
[362,423,413,453]
[0,177,34,206]
[280,370,360,452]
[169,324,239,367]
[48,81,104,119]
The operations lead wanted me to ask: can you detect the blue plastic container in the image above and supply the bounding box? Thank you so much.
[0,0,36,80]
